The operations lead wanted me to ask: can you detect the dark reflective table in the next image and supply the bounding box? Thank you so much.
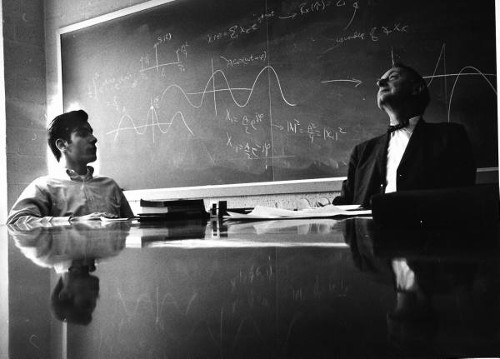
[3,217,500,358]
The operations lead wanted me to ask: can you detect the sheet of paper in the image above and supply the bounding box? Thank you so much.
[100,216,134,222]
[225,205,371,220]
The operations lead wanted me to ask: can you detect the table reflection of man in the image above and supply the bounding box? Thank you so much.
[343,219,438,355]
[387,258,437,355]
[51,258,99,325]
[341,218,500,356]
[8,221,130,325]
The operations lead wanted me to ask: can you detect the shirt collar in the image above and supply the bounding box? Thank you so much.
[65,166,94,182]
[389,115,421,135]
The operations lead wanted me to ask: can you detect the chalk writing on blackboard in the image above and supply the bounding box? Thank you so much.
[220,50,267,68]
[322,44,497,125]
[278,0,359,28]
[106,65,297,142]
[62,0,497,189]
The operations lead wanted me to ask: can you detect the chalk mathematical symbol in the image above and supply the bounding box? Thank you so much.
[255,10,275,23]
[300,122,322,143]
[324,128,335,141]
[321,78,362,87]
[421,44,497,123]
[225,109,239,124]
[287,119,300,133]
[343,1,359,30]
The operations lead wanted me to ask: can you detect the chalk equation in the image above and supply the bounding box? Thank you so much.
[220,50,267,68]
[280,0,359,31]
[225,109,265,134]
[273,119,348,144]
[207,0,360,44]
[324,22,410,53]
[225,133,272,160]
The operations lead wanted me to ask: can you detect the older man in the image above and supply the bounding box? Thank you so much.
[333,63,476,207]
[8,110,134,224]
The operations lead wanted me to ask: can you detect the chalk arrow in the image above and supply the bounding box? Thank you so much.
[321,78,362,87]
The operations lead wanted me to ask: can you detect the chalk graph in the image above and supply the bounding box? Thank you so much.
[321,43,497,124]
[419,44,497,123]
[106,64,297,142]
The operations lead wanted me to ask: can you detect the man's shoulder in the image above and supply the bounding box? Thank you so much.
[355,133,387,150]
[422,120,466,133]
[30,175,64,186]
[420,121,469,140]
[91,175,122,188]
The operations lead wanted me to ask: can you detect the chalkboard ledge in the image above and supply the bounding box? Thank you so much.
[124,177,346,202]
[123,167,499,204]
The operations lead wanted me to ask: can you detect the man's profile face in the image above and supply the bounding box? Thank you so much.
[376,67,417,110]
[64,122,98,165]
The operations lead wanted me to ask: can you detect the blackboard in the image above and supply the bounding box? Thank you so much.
[60,0,497,191]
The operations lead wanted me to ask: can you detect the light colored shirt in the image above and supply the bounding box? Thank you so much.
[7,166,134,225]
[385,116,421,194]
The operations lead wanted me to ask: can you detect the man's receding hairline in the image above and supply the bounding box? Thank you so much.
[390,64,423,82]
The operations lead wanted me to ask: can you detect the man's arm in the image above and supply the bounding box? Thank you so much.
[447,124,476,187]
[7,180,71,225]
[119,191,134,218]
[332,146,359,206]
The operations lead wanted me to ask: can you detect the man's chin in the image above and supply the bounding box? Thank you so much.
[377,98,385,110]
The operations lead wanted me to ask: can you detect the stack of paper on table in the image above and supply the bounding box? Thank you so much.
[225,204,371,220]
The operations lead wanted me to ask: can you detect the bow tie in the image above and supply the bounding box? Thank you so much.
[387,120,409,133]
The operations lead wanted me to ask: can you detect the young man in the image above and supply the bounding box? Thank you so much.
[333,63,476,207]
[7,110,134,224]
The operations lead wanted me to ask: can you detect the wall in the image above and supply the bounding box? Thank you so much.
[3,0,47,212]
[2,3,48,355]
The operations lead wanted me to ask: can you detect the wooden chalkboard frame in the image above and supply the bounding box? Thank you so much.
[57,0,499,201]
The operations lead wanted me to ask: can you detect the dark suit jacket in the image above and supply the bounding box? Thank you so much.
[333,120,476,207]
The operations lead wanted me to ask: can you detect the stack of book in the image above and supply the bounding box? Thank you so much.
[138,199,208,221]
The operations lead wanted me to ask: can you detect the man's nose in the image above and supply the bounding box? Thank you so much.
[89,134,97,143]
[377,78,387,87]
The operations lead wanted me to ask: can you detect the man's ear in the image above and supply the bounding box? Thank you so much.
[58,288,73,300]
[55,138,68,153]
[412,82,426,96]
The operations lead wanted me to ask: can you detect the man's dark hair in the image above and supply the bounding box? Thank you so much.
[393,62,430,112]
[50,274,99,326]
[47,110,89,162]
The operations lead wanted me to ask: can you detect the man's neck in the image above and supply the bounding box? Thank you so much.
[386,109,422,126]
[61,160,88,175]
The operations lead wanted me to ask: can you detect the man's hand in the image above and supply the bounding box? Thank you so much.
[70,212,119,222]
